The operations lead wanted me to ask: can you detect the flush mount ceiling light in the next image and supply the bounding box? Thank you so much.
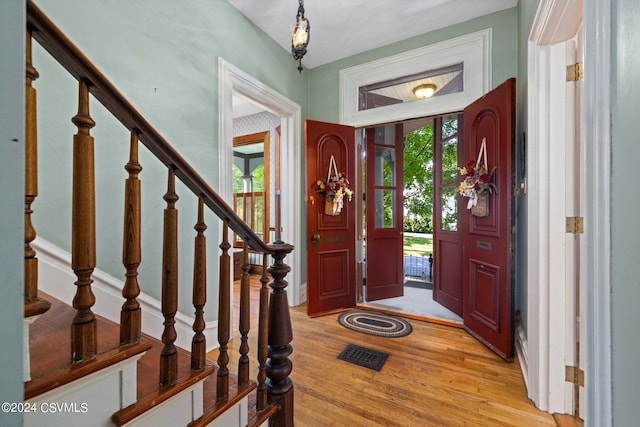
[290,0,310,73]
[413,83,437,99]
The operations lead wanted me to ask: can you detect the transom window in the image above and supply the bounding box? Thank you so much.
[340,29,491,128]
[359,63,464,111]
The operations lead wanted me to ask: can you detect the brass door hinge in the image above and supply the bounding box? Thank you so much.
[565,365,585,386]
[566,216,584,234]
[567,62,584,82]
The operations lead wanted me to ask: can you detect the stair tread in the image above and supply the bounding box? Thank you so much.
[26,291,151,400]
[28,293,269,427]
[134,331,214,398]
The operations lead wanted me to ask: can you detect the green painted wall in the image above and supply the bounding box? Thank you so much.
[0,0,26,425]
[611,0,640,424]
[307,7,518,123]
[515,0,541,340]
[32,0,307,320]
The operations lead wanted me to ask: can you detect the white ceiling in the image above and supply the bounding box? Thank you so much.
[226,0,518,70]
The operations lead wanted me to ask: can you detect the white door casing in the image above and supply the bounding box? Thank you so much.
[218,58,304,306]
[582,0,612,424]
[528,1,578,415]
[528,0,611,423]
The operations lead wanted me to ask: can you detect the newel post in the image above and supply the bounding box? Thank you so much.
[266,240,294,427]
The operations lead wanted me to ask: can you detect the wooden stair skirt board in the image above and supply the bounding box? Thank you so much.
[25,292,272,427]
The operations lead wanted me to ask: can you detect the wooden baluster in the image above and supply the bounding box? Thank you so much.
[70,79,97,362]
[256,253,270,411]
[160,168,179,386]
[237,243,251,386]
[266,241,295,426]
[120,130,142,344]
[216,221,231,401]
[24,29,51,318]
[191,197,207,370]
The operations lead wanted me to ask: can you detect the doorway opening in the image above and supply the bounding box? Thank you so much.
[306,79,515,359]
[359,113,463,325]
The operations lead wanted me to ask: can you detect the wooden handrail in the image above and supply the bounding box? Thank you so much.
[26,0,271,255]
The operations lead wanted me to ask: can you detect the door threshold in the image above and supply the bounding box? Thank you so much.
[356,303,463,328]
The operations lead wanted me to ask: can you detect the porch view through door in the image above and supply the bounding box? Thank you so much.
[303,118,465,323]
[363,115,464,325]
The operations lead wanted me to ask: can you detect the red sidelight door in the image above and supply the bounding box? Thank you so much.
[365,124,405,302]
[433,114,464,317]
[461,79,515,361]
[305,120,357,316]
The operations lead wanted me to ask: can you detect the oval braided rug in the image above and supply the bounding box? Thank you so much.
[337,310,412,338]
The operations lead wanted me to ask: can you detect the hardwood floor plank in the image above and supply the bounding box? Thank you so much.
[208,278,556,426]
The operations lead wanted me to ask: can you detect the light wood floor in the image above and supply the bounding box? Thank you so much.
[208,279,559,426]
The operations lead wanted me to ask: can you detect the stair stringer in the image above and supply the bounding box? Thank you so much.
[33,237,220,352]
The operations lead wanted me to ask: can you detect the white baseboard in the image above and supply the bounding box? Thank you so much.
[33,237,219,352]
[299,282,307,304]
[515,323,529,390]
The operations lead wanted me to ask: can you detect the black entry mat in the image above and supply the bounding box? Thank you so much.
[337,344,389,371]
[404,280,433,290]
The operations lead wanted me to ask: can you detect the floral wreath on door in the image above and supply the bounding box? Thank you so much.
[317,155,353,216]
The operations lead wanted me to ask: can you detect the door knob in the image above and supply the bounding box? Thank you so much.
[311,231,321,242]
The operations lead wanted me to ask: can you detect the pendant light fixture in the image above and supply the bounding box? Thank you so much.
[290,0,310,73]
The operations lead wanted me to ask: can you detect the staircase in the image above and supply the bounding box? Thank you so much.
[22,1,294,425]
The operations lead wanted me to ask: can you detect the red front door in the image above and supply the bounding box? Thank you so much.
[365,124,405,301]
[305,120,356,316]
[462,79,515,360]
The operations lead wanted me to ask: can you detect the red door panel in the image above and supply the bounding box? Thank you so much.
[467,259,501,330]
[365,124,404,302]
[305,120,356,316]
[462,79,515,361]
[434,238,463,315]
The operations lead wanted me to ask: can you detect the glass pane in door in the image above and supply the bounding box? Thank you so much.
[374,146,395,187]
[441,141,458,185]
[374,189,395,228]
[441,187,458,231]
